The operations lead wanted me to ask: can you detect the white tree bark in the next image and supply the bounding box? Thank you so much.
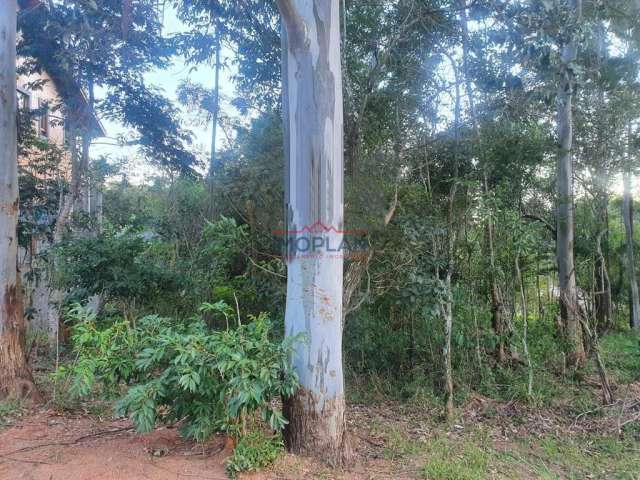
[0,0,37,400]
[277,0,350,465]
[555,2,585,367]
[0,3,19,330]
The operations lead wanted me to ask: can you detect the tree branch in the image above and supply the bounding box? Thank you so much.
[275,0,308,49]
[522,213,557,240]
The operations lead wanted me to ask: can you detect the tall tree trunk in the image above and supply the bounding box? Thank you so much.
[0,1,38,400]
[209,30,221,178]
[206,30,222,218]
[623,124,640,329]
[459,2,510,362]
[556,1,585,367]
[442,52,461,421]
[594,23,612,332]
[277,0,351,465]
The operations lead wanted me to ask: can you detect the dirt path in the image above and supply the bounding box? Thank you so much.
[0,411,231,480]
[2,387,639,480]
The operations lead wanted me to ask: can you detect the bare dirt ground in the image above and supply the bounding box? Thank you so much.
[0,411,231,480]
[1,378,639,480]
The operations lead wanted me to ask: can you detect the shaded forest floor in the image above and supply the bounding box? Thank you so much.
[2,383,639,479]
[1,333,640,479]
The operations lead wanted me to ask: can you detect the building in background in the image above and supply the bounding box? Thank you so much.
[17,62,106,339]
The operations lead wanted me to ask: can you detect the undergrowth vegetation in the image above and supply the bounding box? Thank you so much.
[41,179,640,475]
[53,302,298,473]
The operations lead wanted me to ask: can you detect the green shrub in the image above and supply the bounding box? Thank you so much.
[58,304,300,442]
[224,430,283,478]
[51,228,178,309]
[53,304,141,398]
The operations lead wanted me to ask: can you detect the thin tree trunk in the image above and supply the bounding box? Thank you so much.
[277,0,351,465]
[593,23,613,332]
[623,124,640,329]
[536,260,543,319]
[442,52,461,422]
[442,272,454,420]
[579,317,614,405]
[515,251,533,398]
[209,32,221,178]
[459,2,510,362]
[0,1,38,400]
[595,227,612,330]
[556,0,585,367]
[53,121,80,243]
[472,299,482,369]
[206,30,222,218]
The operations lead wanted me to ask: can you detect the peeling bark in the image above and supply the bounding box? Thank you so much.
[278,0,351,465]
[441,52,461,422]
[0,1,38,400]
[283,388,351,466]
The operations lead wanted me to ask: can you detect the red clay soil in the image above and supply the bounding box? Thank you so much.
[0,410,231,480]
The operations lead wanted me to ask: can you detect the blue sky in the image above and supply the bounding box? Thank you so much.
[92,5,236,181]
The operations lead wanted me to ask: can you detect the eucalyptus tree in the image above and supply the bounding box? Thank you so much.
[173,1,228,187]
[502,0,589,366]
[276,0,351,465]
[0,0,38,400]
[572,23,631,331]
[606,0,640,329]
[552,0,586,366]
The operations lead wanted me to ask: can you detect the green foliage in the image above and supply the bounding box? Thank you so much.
[59,304,299,443]
[53,304,139,398]
[51,211,264,318]
[224,430,283,478]
[17,102,66,246]
[18,0,198,174]
[52,229,178,307]
[600,332,640,384]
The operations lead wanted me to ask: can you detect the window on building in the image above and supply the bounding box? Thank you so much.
[16,89,31,133]
[17,88,30,111]
[37,98,49,138]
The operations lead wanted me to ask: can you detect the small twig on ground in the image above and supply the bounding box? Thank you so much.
[0,426,134,457]
[574,400,620,424]
[0,454,54,465]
